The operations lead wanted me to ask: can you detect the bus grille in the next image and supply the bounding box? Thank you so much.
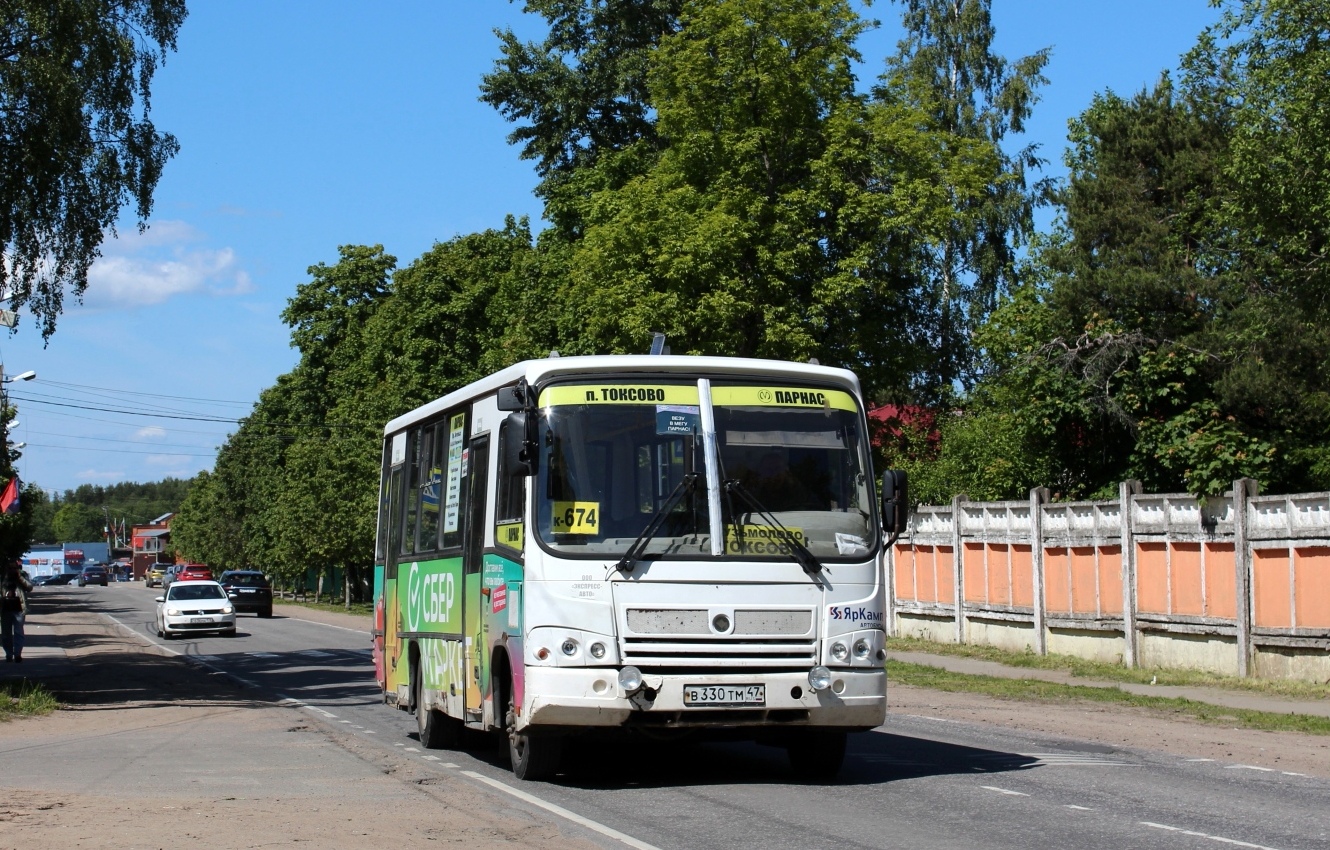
[622,607,816,666]
[626,608,812,636]
[621,637,817,665]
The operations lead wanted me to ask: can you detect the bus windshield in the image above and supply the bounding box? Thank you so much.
[535,380,877,561]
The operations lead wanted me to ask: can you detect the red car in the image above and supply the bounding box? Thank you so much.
[174,563,213,582]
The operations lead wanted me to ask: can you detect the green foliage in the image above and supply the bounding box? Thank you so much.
[879,0,1050,389]
[481,0,683,234]
[0,0,186,339]
[1,679,59,718]
[945,12,1330,502]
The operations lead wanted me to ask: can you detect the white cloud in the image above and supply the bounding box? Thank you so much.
[76,468,127,482]
[84,220,255,309]
[135,426,168,440]
[145,454,190,467]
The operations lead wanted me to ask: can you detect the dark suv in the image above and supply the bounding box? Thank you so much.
[77,565,109,587]
[218,570,273,618]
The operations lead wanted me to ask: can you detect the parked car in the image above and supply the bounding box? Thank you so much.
[145,564,168,588]
[154,580,236,639]
[34,573,75,586]
[77,565,109,587]
[218,570,273,618]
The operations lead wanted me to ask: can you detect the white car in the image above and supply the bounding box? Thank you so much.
[155,580,237,639]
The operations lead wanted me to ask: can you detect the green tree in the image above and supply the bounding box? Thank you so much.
[565,0,994,400]
[0,0,187,339]
[879,0,1050,391]
[481,0,684,234]
[52,501,104,542]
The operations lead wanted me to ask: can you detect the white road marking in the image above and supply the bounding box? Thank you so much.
[1066,805,1093,811]
[422,756,440,761]
[1187,758,1216,762]
[462,771,663,850]
[1020,753,1138,767]
[901,714,956,723]
[1140,822,1284,850]
[1225,765,1275,772]
[981,786,1029,796]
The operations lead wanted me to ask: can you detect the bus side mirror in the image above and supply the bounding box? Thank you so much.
[502,412,535,478]
[497,385,525,411]
[880,469,909,535]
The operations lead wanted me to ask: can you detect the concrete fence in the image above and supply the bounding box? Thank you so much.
[888,479,1330,682]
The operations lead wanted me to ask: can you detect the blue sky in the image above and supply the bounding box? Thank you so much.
[2,0,1221,495]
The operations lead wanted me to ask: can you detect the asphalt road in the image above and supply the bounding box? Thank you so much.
[79,584,1330,850]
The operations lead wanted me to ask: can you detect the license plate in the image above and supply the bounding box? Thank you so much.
[683,684,765,706]
[237,589,255,594]
[190,617,213,623]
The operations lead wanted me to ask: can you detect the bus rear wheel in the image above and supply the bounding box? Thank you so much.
[414,664,461,749]
[505,676,562,781]
[786,729,847,781]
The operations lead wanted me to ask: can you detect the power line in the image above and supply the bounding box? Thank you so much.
[33,379,255,407]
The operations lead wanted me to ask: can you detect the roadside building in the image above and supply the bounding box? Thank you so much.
[131,513,176,580]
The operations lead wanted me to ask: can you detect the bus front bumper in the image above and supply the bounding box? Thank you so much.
[522,667,885,730]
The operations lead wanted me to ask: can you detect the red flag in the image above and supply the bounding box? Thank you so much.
[0,476,19,514]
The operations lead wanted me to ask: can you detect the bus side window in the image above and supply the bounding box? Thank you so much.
[388,463,405,560]
[496,421,525,552]
[402,429,422,555]
[416,425,440,553]
[376,439,392,565]
[464,437,490,575]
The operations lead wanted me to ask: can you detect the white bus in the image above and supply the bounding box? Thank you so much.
[371,354,907,780]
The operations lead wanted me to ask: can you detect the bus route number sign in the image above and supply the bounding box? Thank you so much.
[551,501,600,535]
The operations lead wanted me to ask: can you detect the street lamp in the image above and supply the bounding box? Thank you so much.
[2,370,35,383]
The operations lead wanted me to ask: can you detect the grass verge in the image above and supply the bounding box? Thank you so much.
[275,598,373,618]
[887,660,1330,736]
[1,679,59,720]
[888,636,1330,700]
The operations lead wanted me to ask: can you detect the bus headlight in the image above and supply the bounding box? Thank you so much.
[830,641,848,661]
[561,638,578,657]
[853,638,871,659]
[808,666,832,692]
[618,666,644,694]
[589,641,606,659]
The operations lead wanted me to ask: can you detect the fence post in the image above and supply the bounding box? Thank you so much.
[1030,487,1048,656]
[1119,479,1141,669]
[952,493,966,645]
[1232,477,1259,678]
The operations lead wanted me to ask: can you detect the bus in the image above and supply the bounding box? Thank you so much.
[371,354,907,780]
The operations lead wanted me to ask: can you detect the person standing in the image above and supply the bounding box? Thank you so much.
[1,560,33,662]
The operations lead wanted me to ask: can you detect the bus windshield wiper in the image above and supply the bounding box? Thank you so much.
[613,472,701,574]
[723,479,824,576]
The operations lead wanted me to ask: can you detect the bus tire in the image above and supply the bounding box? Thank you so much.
[505,674,561,781]
[786,729,847,781]
[414,662,461,750]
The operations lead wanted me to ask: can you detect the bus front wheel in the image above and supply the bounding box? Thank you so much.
[505,676,562,781]
[786,729,847,781]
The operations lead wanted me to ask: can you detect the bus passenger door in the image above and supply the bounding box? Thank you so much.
[462,435,490,719]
